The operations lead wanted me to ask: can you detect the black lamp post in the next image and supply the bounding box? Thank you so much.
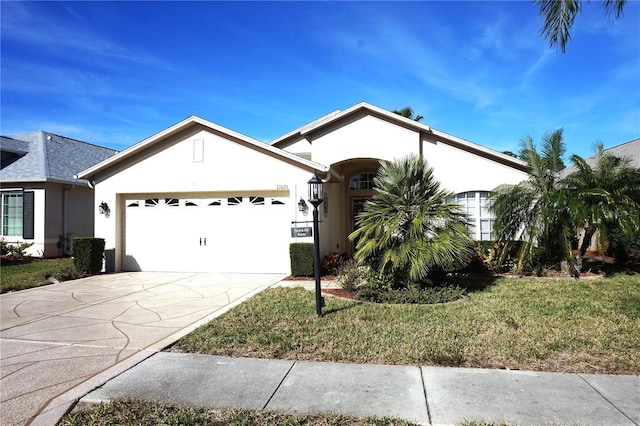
[308,172,325,317]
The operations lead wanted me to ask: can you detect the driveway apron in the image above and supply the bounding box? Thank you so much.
[0,272,282,426]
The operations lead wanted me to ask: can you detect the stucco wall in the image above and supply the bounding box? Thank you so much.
[312,115,420,167]
[93,128,320,271]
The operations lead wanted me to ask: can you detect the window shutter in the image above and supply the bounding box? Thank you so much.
[22,191,34,239]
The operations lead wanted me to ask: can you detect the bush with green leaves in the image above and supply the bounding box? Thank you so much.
[349,155,474,285]
[289,243,314,277]
[337,259,368,292]
[51,266,85,282]
[1,240,34,258]
[72,237,105,274]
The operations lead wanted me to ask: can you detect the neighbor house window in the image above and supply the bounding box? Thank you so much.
[450,191,495,241]
[2,193,23,236]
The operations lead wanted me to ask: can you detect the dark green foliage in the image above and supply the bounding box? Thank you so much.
[608,226,640,263]
[289,243,314,276]
[337,259,368,291]
[72,237,105,274]
[350,155,474,282]
[355,285,465,304]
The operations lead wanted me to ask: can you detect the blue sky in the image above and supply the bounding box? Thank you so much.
[1,1,638,160]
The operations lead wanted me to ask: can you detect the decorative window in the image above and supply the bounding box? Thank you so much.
[208,200,221,206]
[350,173,376,190]
[451,191,495,241]
[127,201,140,208]
[165,198,179,207]
[1,193,23,236]
[271,199,285,205]
[144,198,159,207]
[250,196,264,205]
[185,200,198,207]
[228,197,243,206]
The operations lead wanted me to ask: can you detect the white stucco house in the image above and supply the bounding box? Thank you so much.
[78,102,529,274]
[0,132,117,257]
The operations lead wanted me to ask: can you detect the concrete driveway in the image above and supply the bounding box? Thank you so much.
[0,272,283,426]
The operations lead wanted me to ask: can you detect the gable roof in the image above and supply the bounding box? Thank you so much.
[0,131,117,185]
[77,116,330,181]
[271,102,527,171]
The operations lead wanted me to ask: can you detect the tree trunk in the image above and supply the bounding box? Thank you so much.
[580,227,595,257]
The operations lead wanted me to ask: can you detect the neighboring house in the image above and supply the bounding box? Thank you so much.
[78,102,529,274]
[0,131,118,257]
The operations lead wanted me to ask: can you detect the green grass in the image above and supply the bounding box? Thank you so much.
[0,258,74,293]
[175,274,640,374]
[60,398,418,426]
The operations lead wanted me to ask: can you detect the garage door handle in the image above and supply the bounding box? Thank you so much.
[204,238,207,246]
[199,237,202,246]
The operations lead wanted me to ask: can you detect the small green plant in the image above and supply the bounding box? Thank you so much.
[337,259,368,292]
[289,243,314,276]
[1,240,34,258]
[72,237,105,274]
[51,266,84,282]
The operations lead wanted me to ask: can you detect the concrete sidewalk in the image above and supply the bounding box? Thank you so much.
[81,352,639,426]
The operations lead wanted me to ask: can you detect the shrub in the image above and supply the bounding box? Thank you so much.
[51,266,85,282]
[1,240,34,258]
[337,259,368,292]
[289,243,314,277]
[321,251,343,275]
[72,237,105,274]
[355,285,465,304]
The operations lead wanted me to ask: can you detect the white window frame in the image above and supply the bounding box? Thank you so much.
[452,191,495,241]
[1,192,24,237]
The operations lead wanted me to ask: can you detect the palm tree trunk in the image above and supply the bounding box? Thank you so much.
[580,226,596,257]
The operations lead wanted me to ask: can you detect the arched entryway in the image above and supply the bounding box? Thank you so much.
[329,158,381,256]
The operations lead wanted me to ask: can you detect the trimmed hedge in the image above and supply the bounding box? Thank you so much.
[290,243,314,277]
[72,237,105,274]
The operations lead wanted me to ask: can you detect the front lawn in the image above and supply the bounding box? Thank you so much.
[0,257,74,293]
[174,274,640,374]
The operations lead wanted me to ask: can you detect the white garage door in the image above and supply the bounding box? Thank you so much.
[123,194,290,273]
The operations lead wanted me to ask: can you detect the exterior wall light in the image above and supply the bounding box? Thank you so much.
[298,198,308,214]
[307,172,325,316]
[98,201,110,218]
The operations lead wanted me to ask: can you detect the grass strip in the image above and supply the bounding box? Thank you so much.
[1,258,74,293]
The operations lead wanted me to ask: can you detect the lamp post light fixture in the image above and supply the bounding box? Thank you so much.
[307,172,325,317]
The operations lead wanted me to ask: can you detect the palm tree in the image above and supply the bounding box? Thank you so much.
[392,107,424,122]
[536,0,627,52]
[562,142,640,256]
[349,155,473,282]
[491,129,576,273]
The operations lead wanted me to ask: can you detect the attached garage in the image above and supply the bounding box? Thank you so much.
[123,193,290,273]
[79,116,329,274]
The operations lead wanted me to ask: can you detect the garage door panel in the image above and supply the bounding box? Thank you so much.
[124,195,290,273]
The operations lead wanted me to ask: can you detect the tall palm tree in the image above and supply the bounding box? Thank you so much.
[349,155,473,282]
[392,107,424,122]
[562,142,640,256]
[491,129,576,273]
[536,0,627,52]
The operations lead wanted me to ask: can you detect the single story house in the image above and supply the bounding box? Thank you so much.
[78,102,529,274]
[0,131,118,257]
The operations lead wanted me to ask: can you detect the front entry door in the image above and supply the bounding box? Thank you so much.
[349,197,372,254]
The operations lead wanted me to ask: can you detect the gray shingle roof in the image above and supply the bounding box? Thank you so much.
[561,138,640,177]
[0,131,117,185]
